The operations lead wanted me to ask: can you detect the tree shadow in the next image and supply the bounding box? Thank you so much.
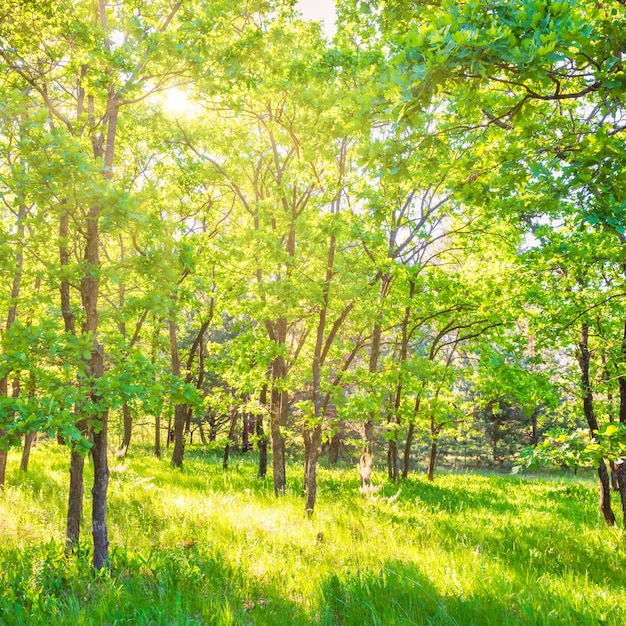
[316,559,613,625]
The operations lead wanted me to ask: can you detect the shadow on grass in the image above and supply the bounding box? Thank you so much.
[1,544,614,626]
[0,542,311,626]
[316,559,609,626]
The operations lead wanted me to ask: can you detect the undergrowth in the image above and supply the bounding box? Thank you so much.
[0,442,624,625]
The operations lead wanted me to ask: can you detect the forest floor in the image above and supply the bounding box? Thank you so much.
[0,442,625,625]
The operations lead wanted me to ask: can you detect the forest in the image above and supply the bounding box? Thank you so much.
[1,0,626,624]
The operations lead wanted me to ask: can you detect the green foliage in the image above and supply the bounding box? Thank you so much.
[517,424,626,471]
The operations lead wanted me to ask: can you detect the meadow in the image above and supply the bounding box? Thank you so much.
[0,442,625,625]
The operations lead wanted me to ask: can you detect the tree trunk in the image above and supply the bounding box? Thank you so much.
[171,404,186,468]
[613,319,626,522]
[426,438,437,482]
[223,409,238,470]
[66,432,86,552]
[578,323,615,525]
[242,412,253,452]
[257,387,269,478]
[402,421,415,479]
[20,431,37,472]
[531,407,539,445]
[20,371,37,472]
[198,420,207,446]
[169,319,186,468]
[365,320,382,455]
[303,427,312,493]
[328,431,340,467]
[387,439,399,482]
[155,412,161,458]
[119,402,132,456]
[269,356,287,494]
[91,406,109,569]
[304,425,322,516]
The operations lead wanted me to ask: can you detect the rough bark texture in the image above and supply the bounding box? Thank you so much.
[91,404,109,570]
[66,441,86,551]
[304,425,322,516]
[578,323,616,525]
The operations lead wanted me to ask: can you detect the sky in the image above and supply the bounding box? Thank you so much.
[296,0,337,38]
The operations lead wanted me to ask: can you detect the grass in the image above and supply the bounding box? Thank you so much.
[0,442,625,625]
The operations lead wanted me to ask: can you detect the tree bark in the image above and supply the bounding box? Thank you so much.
[269,353,287,494]
[257,386,268,478]
[20,431,36,472]
[328,431,340,467]
[577,323,615,525]
[222,409,238,469]
[304,425,322,516]
[169,319,186,468]
[119,402,132,456]
[402,422,416,479]
[613,319,626,522]
[426,437,437,482]
[66,425,86,551]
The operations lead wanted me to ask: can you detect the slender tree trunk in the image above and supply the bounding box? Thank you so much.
[257,386,268,478]
[531,407,539,445]
[91,404,109,569]
[269,354,287,494]
[169,320,186,468]
[402,422,415,479]
[365,320,382,455]
[427,437,437,482]
[0,374,8,488]
[303,428,312,493]
[59,206,87,551]
[387,440,399,481]
[223,409,238,470]
[614,319,626,522]
[20,371,37,472]
[578,323,615,525]
[20,431,36,472]
[304,425,322,516]
[66,428,86,551]
[328,431,340,467]
[198,421,207,445]
[119,403,132,456]
[242,412,252,452]
[154,412,162,458]
[403,394,421,479]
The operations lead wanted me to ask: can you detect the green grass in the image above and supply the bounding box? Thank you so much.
[1,442,625,625]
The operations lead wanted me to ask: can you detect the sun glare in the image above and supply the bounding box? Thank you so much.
[163,88,195,117]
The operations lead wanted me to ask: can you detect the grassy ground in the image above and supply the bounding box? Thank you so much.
[0,442,624,625]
